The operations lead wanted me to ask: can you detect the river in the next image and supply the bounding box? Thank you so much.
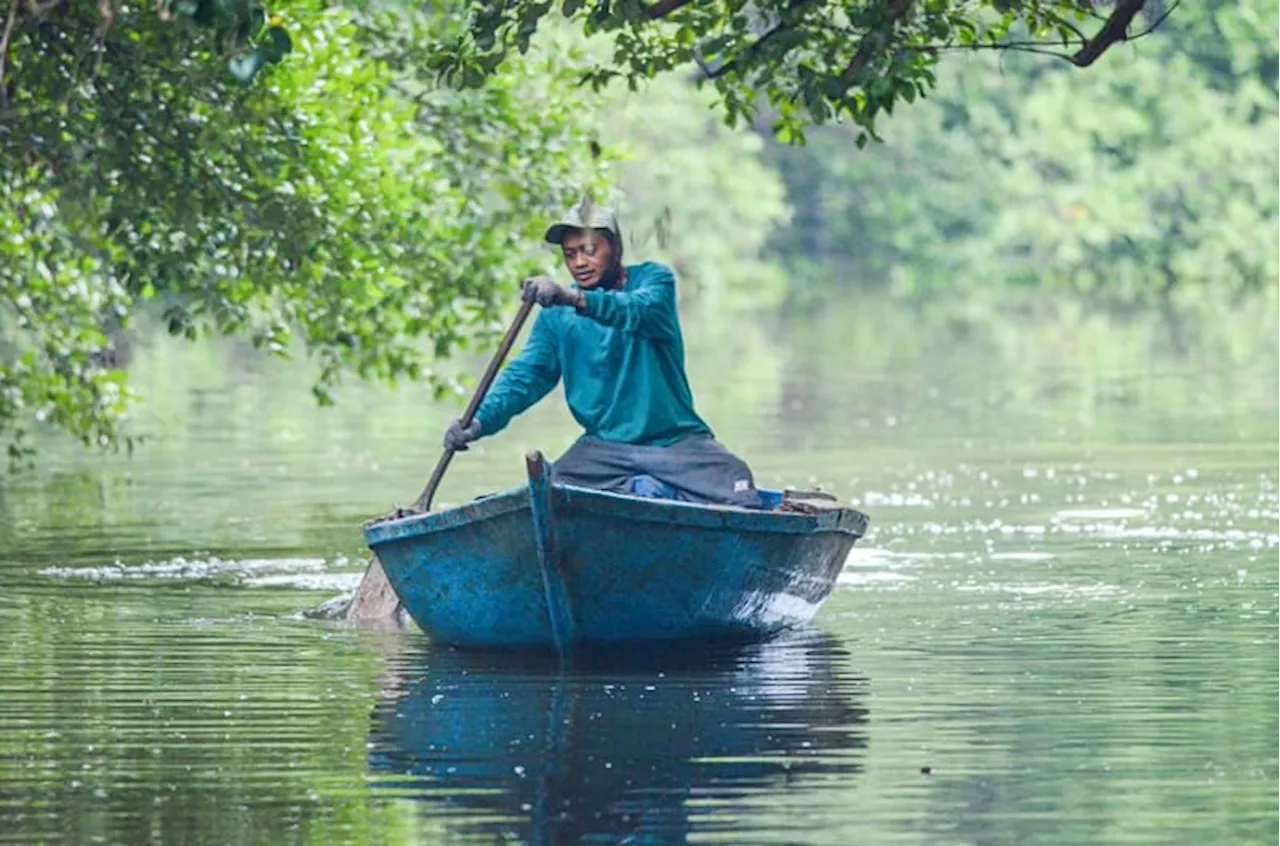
[1,300,1276,844]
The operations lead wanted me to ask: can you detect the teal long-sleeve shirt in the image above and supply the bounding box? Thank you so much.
[472,261,713,447]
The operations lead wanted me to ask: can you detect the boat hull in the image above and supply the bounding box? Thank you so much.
[364,458,868,650]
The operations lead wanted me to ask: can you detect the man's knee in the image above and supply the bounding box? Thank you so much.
[551,438,633,491]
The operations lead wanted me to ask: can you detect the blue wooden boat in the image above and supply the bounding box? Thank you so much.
[362,451,869,653]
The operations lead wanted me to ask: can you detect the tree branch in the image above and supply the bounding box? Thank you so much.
[1070,0,1147,67]
[919,1,1179,66]
[95,0,114,39]
[643,0,694,20]
[0,0,20,108]
[921,39,1088,61]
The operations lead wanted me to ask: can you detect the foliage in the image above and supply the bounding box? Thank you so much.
[761,0,1279,307]
[754,112,987,304]
[0,0,1270,459]
[975,27,1278,304]
[435,0,1173,143]
[0,0,608,454]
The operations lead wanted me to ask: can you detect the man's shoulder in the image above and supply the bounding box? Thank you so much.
[627,261,677,284]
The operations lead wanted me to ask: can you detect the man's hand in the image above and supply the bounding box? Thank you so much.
[443,418,483,452]
[522,276,584,309]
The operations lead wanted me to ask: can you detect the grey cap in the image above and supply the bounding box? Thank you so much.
[543,198,621,245]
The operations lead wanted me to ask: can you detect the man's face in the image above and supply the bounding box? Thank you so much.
[561,230,615,289]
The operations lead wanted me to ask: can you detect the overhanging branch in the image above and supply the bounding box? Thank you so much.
[1071,0,1151,67]
[930,0,1178,67]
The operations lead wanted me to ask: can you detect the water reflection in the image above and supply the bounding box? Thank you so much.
[367,630,869,844]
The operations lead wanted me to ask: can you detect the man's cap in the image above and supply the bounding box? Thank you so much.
[544,199,621,245]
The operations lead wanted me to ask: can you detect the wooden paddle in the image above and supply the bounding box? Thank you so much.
[344,299,537,623]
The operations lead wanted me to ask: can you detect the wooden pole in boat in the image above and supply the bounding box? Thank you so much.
[343,299,536,624]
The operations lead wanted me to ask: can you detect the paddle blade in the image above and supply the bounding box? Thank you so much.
[342,554,405,628]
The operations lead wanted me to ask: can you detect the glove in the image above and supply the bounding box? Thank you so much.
[522,276,582,309]
[443,418,483,452]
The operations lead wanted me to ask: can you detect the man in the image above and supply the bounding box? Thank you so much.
[442,200,762,509]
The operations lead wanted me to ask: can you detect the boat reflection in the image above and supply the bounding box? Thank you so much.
[367,629,869,844]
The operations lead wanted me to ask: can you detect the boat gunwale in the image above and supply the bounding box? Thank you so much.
[364,484,868,548]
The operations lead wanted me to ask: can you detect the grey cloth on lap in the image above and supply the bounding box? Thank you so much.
[550,435,763,509]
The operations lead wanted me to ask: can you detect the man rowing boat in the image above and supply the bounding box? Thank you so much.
[340,201,765,624]
[442,200,762,510]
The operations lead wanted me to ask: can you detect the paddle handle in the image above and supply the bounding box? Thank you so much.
[411,299,536,512]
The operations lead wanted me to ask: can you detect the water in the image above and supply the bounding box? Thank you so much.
[1,301,1276,845]
[368,633,868,844]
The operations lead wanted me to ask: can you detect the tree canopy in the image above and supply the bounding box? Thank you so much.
[0,0,609,456]
[0,0,1243,459]
[441,0,1178,143]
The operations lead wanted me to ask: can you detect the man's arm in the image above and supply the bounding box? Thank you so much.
[471,311,562,438]
[577,265,678,341]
